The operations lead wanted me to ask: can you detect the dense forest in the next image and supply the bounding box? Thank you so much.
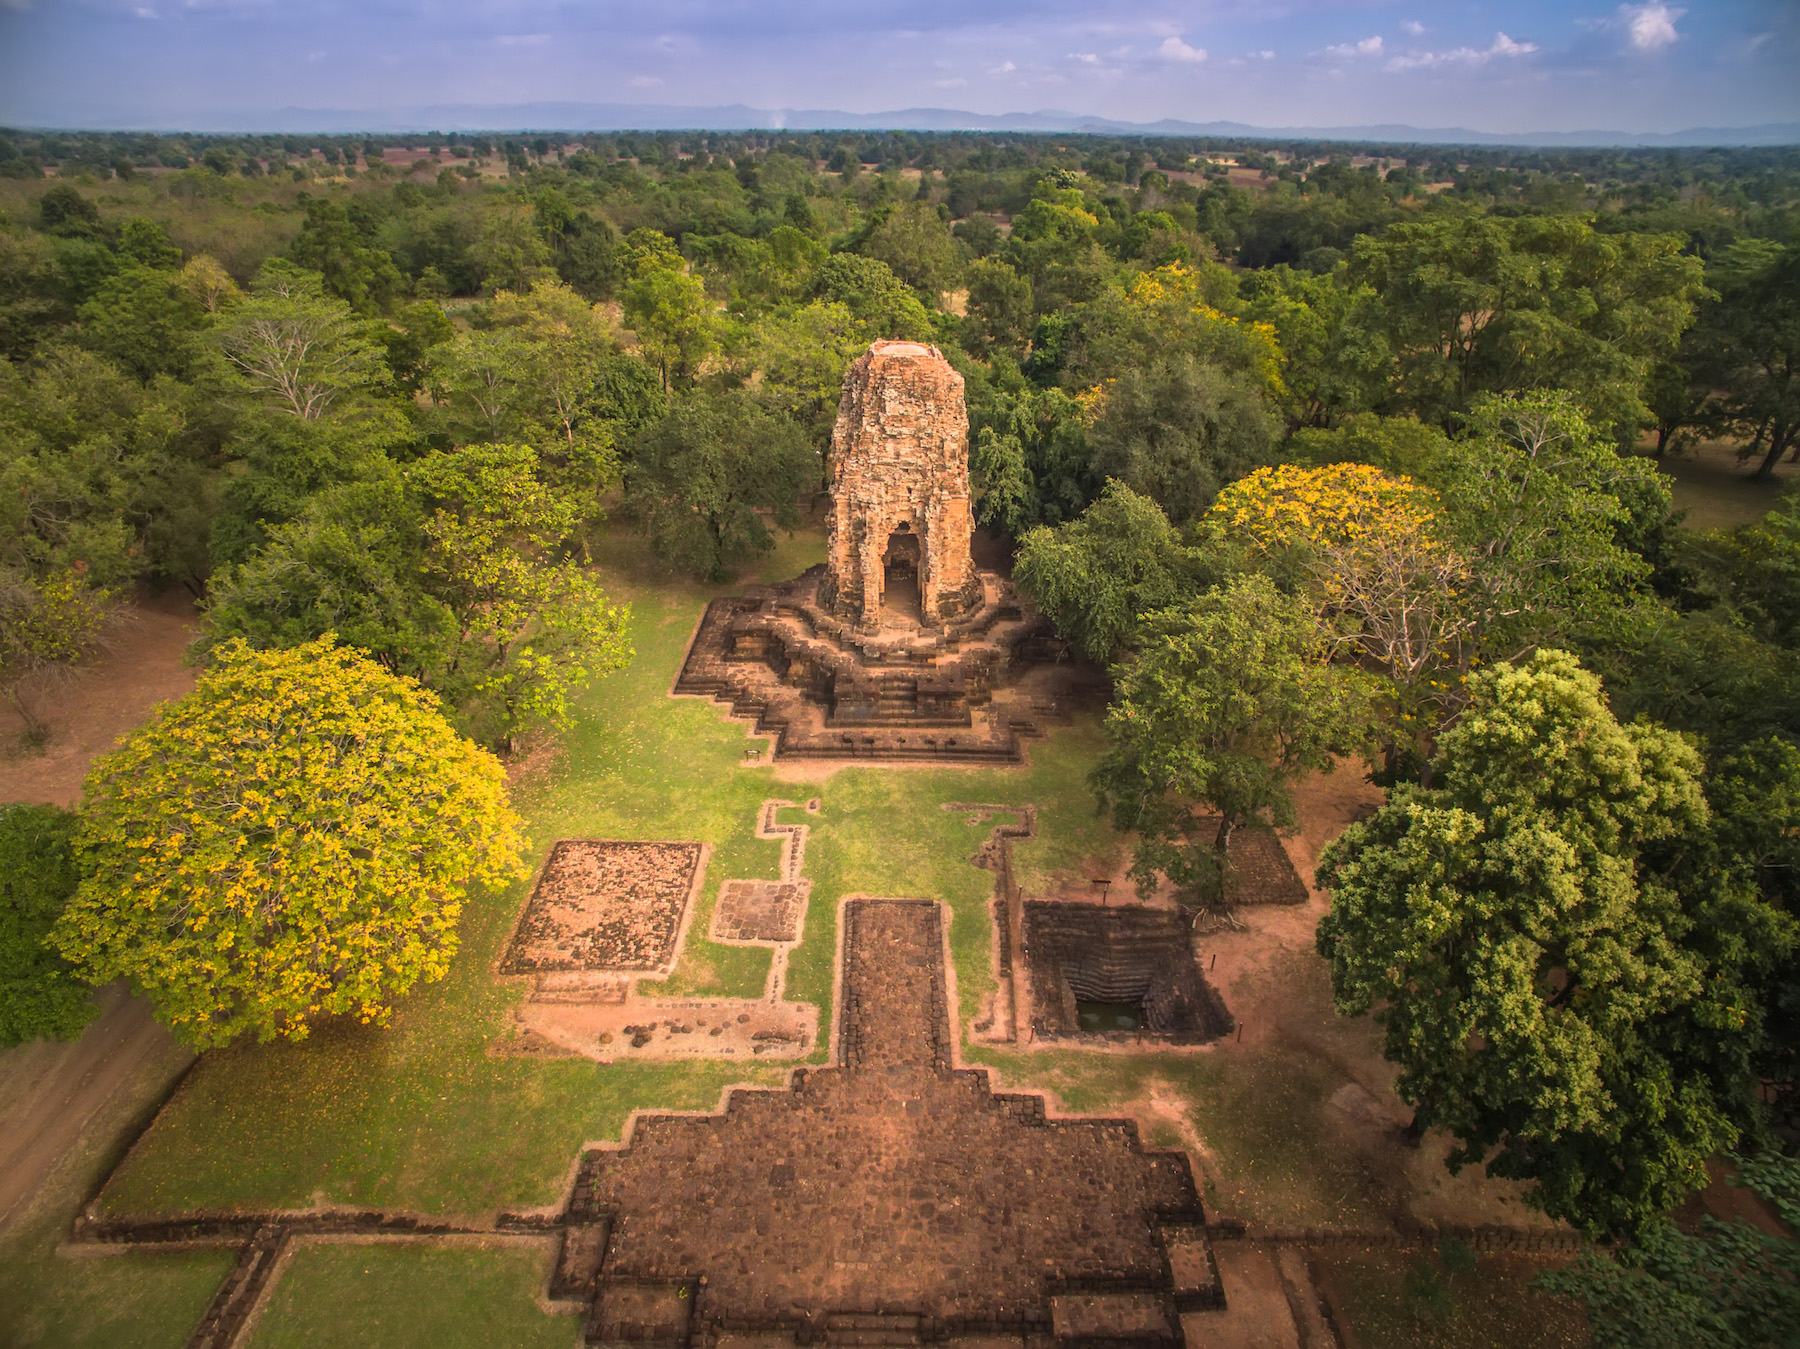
[3,127,1799,1319]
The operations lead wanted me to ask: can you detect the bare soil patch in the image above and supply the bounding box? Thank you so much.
[0,589,199,807]
[502,841,703,974]
[1036,819,1309,909]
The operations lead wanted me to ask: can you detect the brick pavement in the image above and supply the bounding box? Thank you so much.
[563,899,1220,1346]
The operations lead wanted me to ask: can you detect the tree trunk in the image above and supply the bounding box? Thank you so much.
[1401,1111,1427,1147]
[1213,813,1235,853]
[1754,421,1792,480]
[5,685,48,744]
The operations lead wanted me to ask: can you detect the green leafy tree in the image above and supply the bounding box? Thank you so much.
[115,217,182,270]
[408,445,632,749]
[0,566,115,743]
[0,803,98,1047]
[1686,240,1800,479]
[470,203,553,293]
[627,390,812,580]
[1093,573,1372,915]
[212,262,387,420]
[287,197,405,313]
[76,264,207,381]
[810,254,932,341]
[1085,354,1279,525]
[1347,215,1705,443]
[50,636,528,1047]
[0,226,69,359]
[1447,392,1663,660]
[963,257,1034,357]
[734,301,875,481]
[622,264,718,391]
[202,478,455,683]
[1537,1154,1800,1348]
[1315,650,1795,1237]
[482,279,628,499]
[1239,263,1387,428]
[854,201,960,298]
[1003,183,1111,314]
[967,378,1095,531]
[1013,481,1207,663]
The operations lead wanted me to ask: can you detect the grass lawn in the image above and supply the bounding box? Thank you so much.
[1641,440,1796,531]
[36,519,1477,1340]
[244,1242,578,1349]
[1315,1245,1589,1349]
[92,523,1130,1220]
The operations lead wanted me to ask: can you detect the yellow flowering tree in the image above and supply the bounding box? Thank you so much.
[1120,264,1285,395]
[1206,462,1476,771]
[51,636,527,1048]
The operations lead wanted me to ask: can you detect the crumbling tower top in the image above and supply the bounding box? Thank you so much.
[823,340,981,629]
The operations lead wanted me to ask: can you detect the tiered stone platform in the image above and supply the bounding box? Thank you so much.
[676,565,1083,763]
[557,899,1221,1345]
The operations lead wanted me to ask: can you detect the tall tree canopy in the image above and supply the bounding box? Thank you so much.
[52,637,527,1048]
[1315,650,1796,1237]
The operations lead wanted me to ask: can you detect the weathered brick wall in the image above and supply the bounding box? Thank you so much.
[823,340,981,627]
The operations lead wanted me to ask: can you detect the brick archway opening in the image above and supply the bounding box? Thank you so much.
[881,524,922,623]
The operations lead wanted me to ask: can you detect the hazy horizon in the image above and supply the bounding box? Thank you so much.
[1,2,1795,139]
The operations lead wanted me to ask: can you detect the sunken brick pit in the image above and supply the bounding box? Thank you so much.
[1022,903,1233,1046]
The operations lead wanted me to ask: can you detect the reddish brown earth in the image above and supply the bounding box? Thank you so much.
[0,589,200,807]
[0,592,200,1234]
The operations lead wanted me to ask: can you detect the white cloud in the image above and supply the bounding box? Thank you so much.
[1324,36,1384,60]
[1159,35,1208,63]
[1400,20,1425,37]
[1622,3,1682,52]
[986,59,1016,75]
[495,33,550,46]
[1386,32,1537,71]
[1069,52,1098,64]
[936,76,968,88]
[1253,49,1275,60]
[628,75,662,87]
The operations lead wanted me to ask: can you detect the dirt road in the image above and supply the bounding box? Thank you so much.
[0,984,192,1230]
[0,592,200,1233]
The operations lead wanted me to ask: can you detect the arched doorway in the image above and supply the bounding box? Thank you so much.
[881,524,922,624]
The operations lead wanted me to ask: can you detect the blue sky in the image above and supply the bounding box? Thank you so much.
[0,1,1794,134]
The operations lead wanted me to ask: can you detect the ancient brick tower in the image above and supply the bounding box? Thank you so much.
[822,341,983,629]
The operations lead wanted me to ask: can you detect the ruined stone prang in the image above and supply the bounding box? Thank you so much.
[822,340,983,628]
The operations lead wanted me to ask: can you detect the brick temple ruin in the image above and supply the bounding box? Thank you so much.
[555,899,1222,1344]
[819,340,983,626]
[678,340,1092,762]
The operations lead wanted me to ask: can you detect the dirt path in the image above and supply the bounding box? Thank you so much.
[0,591,201,1234]
[0,589,201,806]
[0,983,192,1231]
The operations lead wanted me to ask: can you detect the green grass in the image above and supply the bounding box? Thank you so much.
[94,524,1128,1219]
[1639,442,1797,532]
[1316,1245,1589,1349]
[0,1027,236,1349]
[244,1242,579,1349]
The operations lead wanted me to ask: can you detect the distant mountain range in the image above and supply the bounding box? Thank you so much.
[14,101,1800,148]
